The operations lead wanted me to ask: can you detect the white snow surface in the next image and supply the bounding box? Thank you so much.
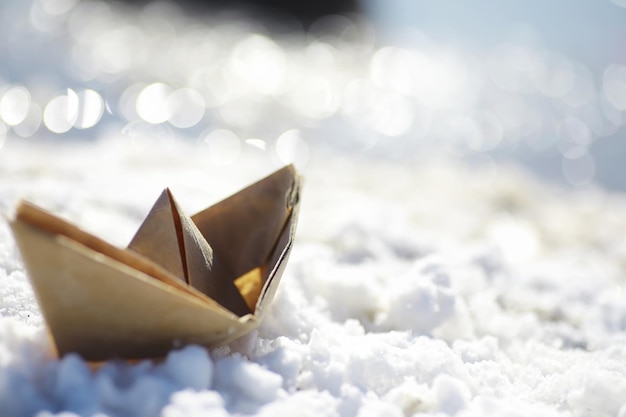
[1,139,626,417]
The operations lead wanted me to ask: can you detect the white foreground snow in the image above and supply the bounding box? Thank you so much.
[1,139,626,417]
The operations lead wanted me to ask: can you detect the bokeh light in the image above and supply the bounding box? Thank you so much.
[204,129,241,166]
[286,75,339,120]
[13,103,42,138]
[0,0,624,184]
[603,65,626,112]
[43,91,78,134]
[136,83,172,124]
[0,86,31,126]
[167,88,205,128]
[245,138,267,151]
[119,83,145,122]
[231,35,287,96]
[536,52,575,98]
[74,89,104,129]
[39,0,79,16]
[275,129,310,168]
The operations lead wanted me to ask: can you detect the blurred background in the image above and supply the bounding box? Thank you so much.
[1,0,626,189]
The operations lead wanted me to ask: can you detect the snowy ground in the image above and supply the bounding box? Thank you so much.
[2,0,626,416]
[2,139,626,417]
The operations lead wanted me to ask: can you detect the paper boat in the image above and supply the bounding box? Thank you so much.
[9,165,301,361]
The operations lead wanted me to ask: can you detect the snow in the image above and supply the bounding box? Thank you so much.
[1,140,626,417]
[2,0,626,415]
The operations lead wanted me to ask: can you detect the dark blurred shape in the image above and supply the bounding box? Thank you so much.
[121,0,360,25]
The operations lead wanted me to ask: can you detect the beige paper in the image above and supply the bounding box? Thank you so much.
[9,165,300,361]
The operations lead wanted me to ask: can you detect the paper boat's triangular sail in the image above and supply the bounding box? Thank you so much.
[128,189,188,281]
[192,165,299,310]
[128,189,250,316]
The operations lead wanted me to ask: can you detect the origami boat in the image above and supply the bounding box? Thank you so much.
[10,165,300,361]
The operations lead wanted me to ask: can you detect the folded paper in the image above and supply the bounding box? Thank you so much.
[9,165,300,361]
